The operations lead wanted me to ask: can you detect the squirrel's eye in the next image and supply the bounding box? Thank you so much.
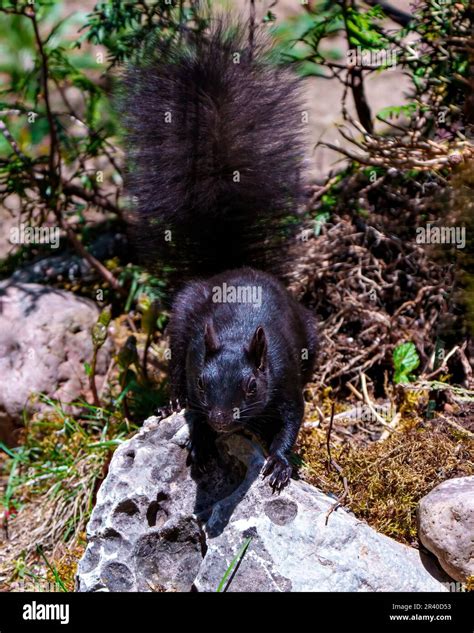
[197,377,205,392]
[246,377,257,395]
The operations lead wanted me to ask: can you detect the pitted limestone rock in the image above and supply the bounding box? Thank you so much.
[76,413,448,592]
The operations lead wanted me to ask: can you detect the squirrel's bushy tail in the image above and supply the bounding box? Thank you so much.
[121,18,306,282]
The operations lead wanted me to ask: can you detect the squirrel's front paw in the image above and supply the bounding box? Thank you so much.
[262,453,292,492]
[186,437,215,475]
[155,402,173,420]
[156,398,185,420]
[171,397,185,412]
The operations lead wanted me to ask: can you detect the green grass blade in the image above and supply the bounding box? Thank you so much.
[216,536,252,593]
[36,546,68,592]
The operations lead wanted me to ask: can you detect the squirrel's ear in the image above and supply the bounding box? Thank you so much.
[204,320,220,356]
[248,326,267,371]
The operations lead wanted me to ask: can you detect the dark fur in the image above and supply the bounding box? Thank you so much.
[122,19,317,490]
[121,20,305,279]
[168,268,317,489]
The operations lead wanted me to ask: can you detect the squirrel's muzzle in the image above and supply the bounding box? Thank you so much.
[207,409,236,433]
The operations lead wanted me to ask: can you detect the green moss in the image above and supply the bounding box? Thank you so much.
[298,414,474,546]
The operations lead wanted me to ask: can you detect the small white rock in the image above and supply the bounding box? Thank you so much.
[418,476,474,582]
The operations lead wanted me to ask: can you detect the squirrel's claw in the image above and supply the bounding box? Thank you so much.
[262,454,292,493]
[155,402,173,420]
[171,397,185,412]
[155,398,185,420]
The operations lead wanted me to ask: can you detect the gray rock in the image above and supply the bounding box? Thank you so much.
[76,413,447,592]
[0,282,112,443]
[418,476,474,582]
[10,253,93,285]
[10,232,128,285]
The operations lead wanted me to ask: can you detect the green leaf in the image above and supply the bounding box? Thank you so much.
[346,8,385,49]
[314,211,330,236]
[91,305,112,348]
[376,104,417,121]
[393,342,420,384]
[92,323,108,349]
[141,300,160,336]
[297,61,327,77]
[98,305,112,327]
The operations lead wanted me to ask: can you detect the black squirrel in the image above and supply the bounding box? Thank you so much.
[122,18,317,490]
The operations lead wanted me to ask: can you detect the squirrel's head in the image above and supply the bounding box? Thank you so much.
[189,321,269,433]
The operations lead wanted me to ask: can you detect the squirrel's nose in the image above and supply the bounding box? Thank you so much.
[208,409,228,432]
